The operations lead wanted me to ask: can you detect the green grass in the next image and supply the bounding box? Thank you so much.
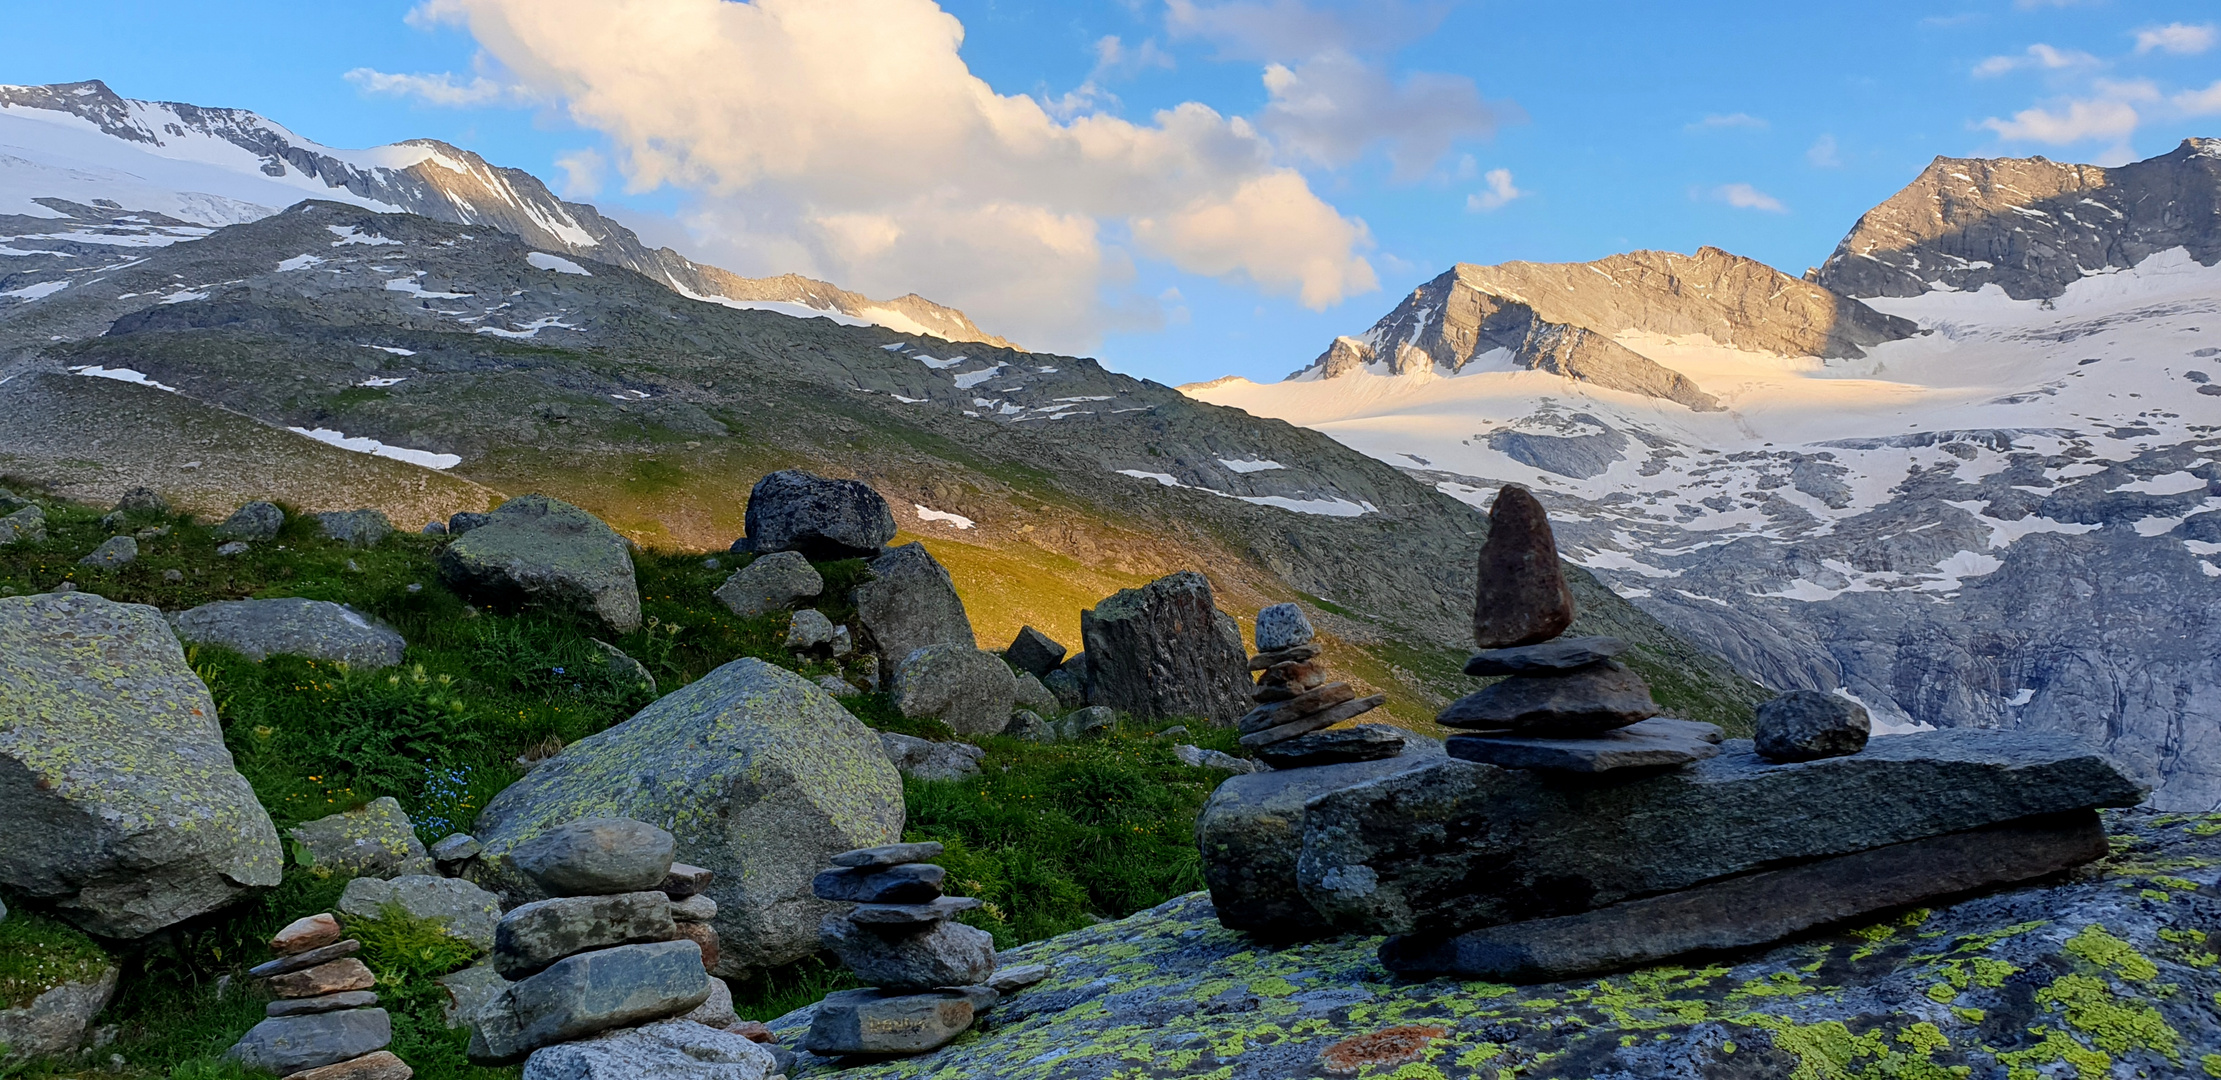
[0,908,110,1011]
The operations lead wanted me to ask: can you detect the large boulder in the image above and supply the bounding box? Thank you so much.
[169,598,406,670]
[316,509,392,548]
[437,494,640,633]
[1080,572,1250,726]
[472,659,904,977]
[0,592,284,937]
[288,797,436,877]
[0,505,47,545]
[741,470,897,559]
[891,644,1015,737]
[712,551,823,618]
[851,543,975,668]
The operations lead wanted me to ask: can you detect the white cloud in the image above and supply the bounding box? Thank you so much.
[1979,80,2156,149]
[1972,43,2100,78]
[1710,183,1786,213]
[1258,52,1507,179]
[1686,112,1767,131]
[343,67,519,106]
[2174,79,2221,116]
[552,149,605,197]
[1465,168,1522,211]
[413,0,1379,351]
[1807,133,1843,168]
[1093,34,1176,77]
[2135,23,2217,55]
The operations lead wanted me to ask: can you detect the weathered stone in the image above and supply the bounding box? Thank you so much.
[217,541,250,557]
[470,940,710,1062]
[1380,811,2111,982]
[227,1009,392,1076]
[288,797,435,878]
[1446,718,1723,773]
[821,915,995,991]
[1247,643,1321,670]
[1253,603,1315,652]
[215,501,285,542]
[113,487,168,515]
[679,975,737,1028]
[588,640,655,696]
[0,964,117,1065]
[675,921,721,971]
[1081,572,1251,726]
[0,505,46,545]
[1471,484,1575,649]
[1257,725,1406,769]
[1754,689,1872,763]
[316,510,392,548]
[1005,626,1068,678]
[661,863,714,899]
[830,624,852,657]
[742,470,897,560]
[437,494,640,633]
[786,608,836,649]
[1295,730,2148,937]
[271,913,343,955]
[1174,744,1263,774]
[337,875,501,953]
[892,643,1015,736]
[431,834,483,866]
[833,842,945,869]
[512,818,676,897]
[433,962,505,1029]
[1005,709,1051,741]
[812,863,944,904]
[804,988,977,1056]
[80,535,137,567]
[447,512,491,536]
[1041,665,1085,710]
[879,731,986,781]
[845,897,982,928]
[267,991,379,1018]
[985,964,1050,994]
[852,543,975,670]
[423,521,448,536]
[1236,683,1356,734]
[1237,695,1386,749]
[249,938,362,978]
[522,1019,776,1080]
[172,598,407,670]
[269,958,377,999]
[670,894,716,923]
[0,592,283,937]
[1434,660,1659,734]
[1463,636,1629,677]
[712,551,823,618]
[1010,671,1058,716]
[1250,660,1328,701]
[280,1049,414,1080]
[494,891,677,978]
[472,659,903,977]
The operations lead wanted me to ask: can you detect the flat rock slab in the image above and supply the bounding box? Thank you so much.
[512,818,675,897]
[846,896,981,927]
[1446,717,1722,773]
[1237,682,1355,734]
[813,863,944,904]
[250,938,362,978]
[1238,695,1385,748]
[1380,810,2110,982]
[1294,729,2148,937]
[1464,636,1628,677]
[494,891,677,978]
[226,1008,391,1076]
[469,940,710,1062]
[281,1049,413,1080]
[833,842,945,869]
[267,991,379,1018]
[1435,660,1659,734]
[170,598,406,670]
[805,988,978,1056]
[1258,725,1406,769]
[270,958,375,998]
[522,1018,776,1080]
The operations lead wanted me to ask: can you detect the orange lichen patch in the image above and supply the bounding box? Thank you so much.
[1318,1024,1451,1074]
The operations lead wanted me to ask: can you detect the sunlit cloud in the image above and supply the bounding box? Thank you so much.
[1259,52,1510,180]
[2134,23,2217,56]
[1972,43,2100,78]
[342,67,522,106]
[1465,168,1522,212]
[2174,79,2221,116]
[1979,80,2155,160]
[1708,183,1786,213]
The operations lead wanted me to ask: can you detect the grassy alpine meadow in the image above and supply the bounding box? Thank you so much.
[0,482,1249,1080]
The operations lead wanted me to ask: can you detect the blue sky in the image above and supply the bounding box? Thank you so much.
[6,1,2220,383]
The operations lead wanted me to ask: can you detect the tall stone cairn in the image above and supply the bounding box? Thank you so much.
[1234,603,1402,769]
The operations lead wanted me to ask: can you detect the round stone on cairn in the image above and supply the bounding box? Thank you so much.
[805,841,1005,1057]
[224,914,405,1080]
[1235,603,1402,769]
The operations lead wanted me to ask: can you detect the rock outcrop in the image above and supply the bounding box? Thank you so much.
[169,597,406,670]
[437,494,641,633]
[1080,572,1251,726]
[851,543,975,669]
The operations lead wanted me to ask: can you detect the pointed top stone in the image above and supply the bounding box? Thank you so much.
[1472,484,1575,649]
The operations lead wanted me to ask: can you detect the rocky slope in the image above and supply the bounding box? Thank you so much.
[0,80,1005,345]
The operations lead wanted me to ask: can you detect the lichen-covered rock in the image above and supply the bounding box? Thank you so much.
[741,470,897,560]
[316,509,393,548]
[0,592,284,937]
[226,1009,393,1076]
[214,500,285,542]
[469,940,710,1061]
[893,643,1015,737]
[338,875,501,953]
[79,535,137,568]
[879,732,986,781]
[1011,672,1058,717]
[289,797,436,878]
[852,543,975,669]
[786,609,836,649]
[522,1018,776,1080]
[1080,572,1251,726]
[0,505,46,545]
[494,891,677,978]
[471,658,903,977]
[769,809,2220,1079]
[0,963,118,1065]
[170,598,407,670]
[511,818,675,897]
[712,550,823,618]
[437,494,640,632]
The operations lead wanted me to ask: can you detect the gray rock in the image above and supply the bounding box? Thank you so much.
[1434,660,1659,733]
[216,541,250,557]
[1471,484,1576,649]
[812,863,945,904]
[590,639,655,696]
[265,991,378,1018]
[1010,671,1058,716]
[0,489,23,513]
[1237,682,1358,734]
[471,658,903,977]
[832,842,944,869]
[225,1009,392,1076]
[214,501,284,542]
[448,511,492,535]
[678,976,737,1028]
[316,510,392,548]
[170,598,405,670]
[437,494,640,632]
[845,896,982,927]
[112,487,166,515]
[660,863,714,898]
[893,643,1015,737]
[1256,725,1405,769]
[522,1018,776,1080]
[1004,626,1067,678]
[79,535,136,567]
[494,891,677,978]
[1464,636,1629,677]
[852,543,975,670]
[1236,694,1385,749]
[815,674,856,695]
[423,520,448,535]
[337,875,502,953]
[512,818,676,897]
[433,962,506,1029]
[0,592,283,937]
[670,894,716,923]
[879,731,986,781]
[804,988,978,1056]
[1004,709,1051,741]
[785,608,835,649]
[432,833,484,866]
[0,964,118,1065]
[247,938,362,978]
[1080,572,1251,726]
[0,505,46,545]
[985,964,1049,994]
[1295,729,2148,938]
[1247,644,1320,670]
[711,551,823,618]
[830,624,852,657]
[1446,718,1723,773]
[1054,705,1118,741]
[288,797,436,878]
[468,940,710,1062]
[1754,689,1871,763]
[821,914,995,991]
[1041,666,1086,711]
[1173,744,1263,774]
[1253,603,1315,652]
[742,470,897,560]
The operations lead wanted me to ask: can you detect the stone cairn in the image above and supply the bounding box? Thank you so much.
[1234,603,1401,769]
[805,841,1047,1058]
[227,914,407,1080]
[1435,484,1722,772]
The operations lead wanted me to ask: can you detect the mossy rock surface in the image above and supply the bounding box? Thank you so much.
[769,808,2221,1079]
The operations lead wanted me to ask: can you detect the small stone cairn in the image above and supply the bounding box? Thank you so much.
[227,914,408,1080]
[1435,485,1722,772]
[805,841,1047,1057]
[1234,603,1401,768]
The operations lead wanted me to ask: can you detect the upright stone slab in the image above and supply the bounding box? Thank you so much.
[1004,626,1067,678]
[169,598,407,670]
[741,470,897,560]
[1471,484,1575,648]
[437,494,640,633]
[1080,571,1251,726]
[852,542,975,668]
[0,592,284,937]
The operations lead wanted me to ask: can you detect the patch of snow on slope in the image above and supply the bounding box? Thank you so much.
[276,253,323,272]
[3,280,67,301]
[364,345,416,356]
[69,364,176,392]
[475,316,577,339]
[952,364,1007,389]
[526,251,591,276]
[328,225,400,246]
[914,504,976,529]
[1218,458,1285,473]
[385,277,472,299]
[2113,471,2207,496]
[286,427,461,470]
[158,288,207,304]
[357,377,406,387]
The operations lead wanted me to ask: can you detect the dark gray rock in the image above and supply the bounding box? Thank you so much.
[0,963,117,1066]
[1446,718,1723,773]
[852,543,974,670]
[522,1018,777,1080]
[512,818,676,897]
[660,863,714,898]
[670,894,716,923]
[588,639,655,696]
[1252,603,1315,652]
[437,494,640,632]
[1487,422,1631,480]
[1256,724,1405,769]
[170,598,406,670]
[712,550,823,618]
[804,988,978,1056]
[1041,666,1085,710]
[832,842,945,869]
[1173,744,1263,774]
[742,470,897,560]
[1246,643,1321,670]
[433,962,506,1029]
[1754,689,1871,763]
[821,914,995,991]
[812,863,944,904]
[1464,636,1629,676]
[1295,729,2148,937]
[337,874,502,953]
[1236,682,1356,734]
[316,510,392,548]
[1236,694,1385,749]
[1005,709,1050,741]
[79,535,136,567]
[214,501,284,541]
[247,938,361,978]
[985,964,1049,994]
[845,897,982,928]
[892,643,1014,736]
[494,891,677,978]
[1080,571,1251,726]
[1004,625,1067,678]
[1435,660,1659,733]
[424,520,448,535]
[1010,671,1058,716]
[448,511,492,535]
[786,608,836,649]
[1471,484,1575,648]
[1053,704,1118,741]
[432,834,483,866]
[265,991,379,1018]
[225,1009,392,1076]
[879,731,986,781]
[113,486,167,515]
[468,940,710,1062]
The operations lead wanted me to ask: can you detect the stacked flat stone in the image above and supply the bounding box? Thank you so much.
[1234,603,1400,769]
[468,819,715,1062]
[225,914,408,1080]
[1435,485,1722,773]
[806,841,1011,1057]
